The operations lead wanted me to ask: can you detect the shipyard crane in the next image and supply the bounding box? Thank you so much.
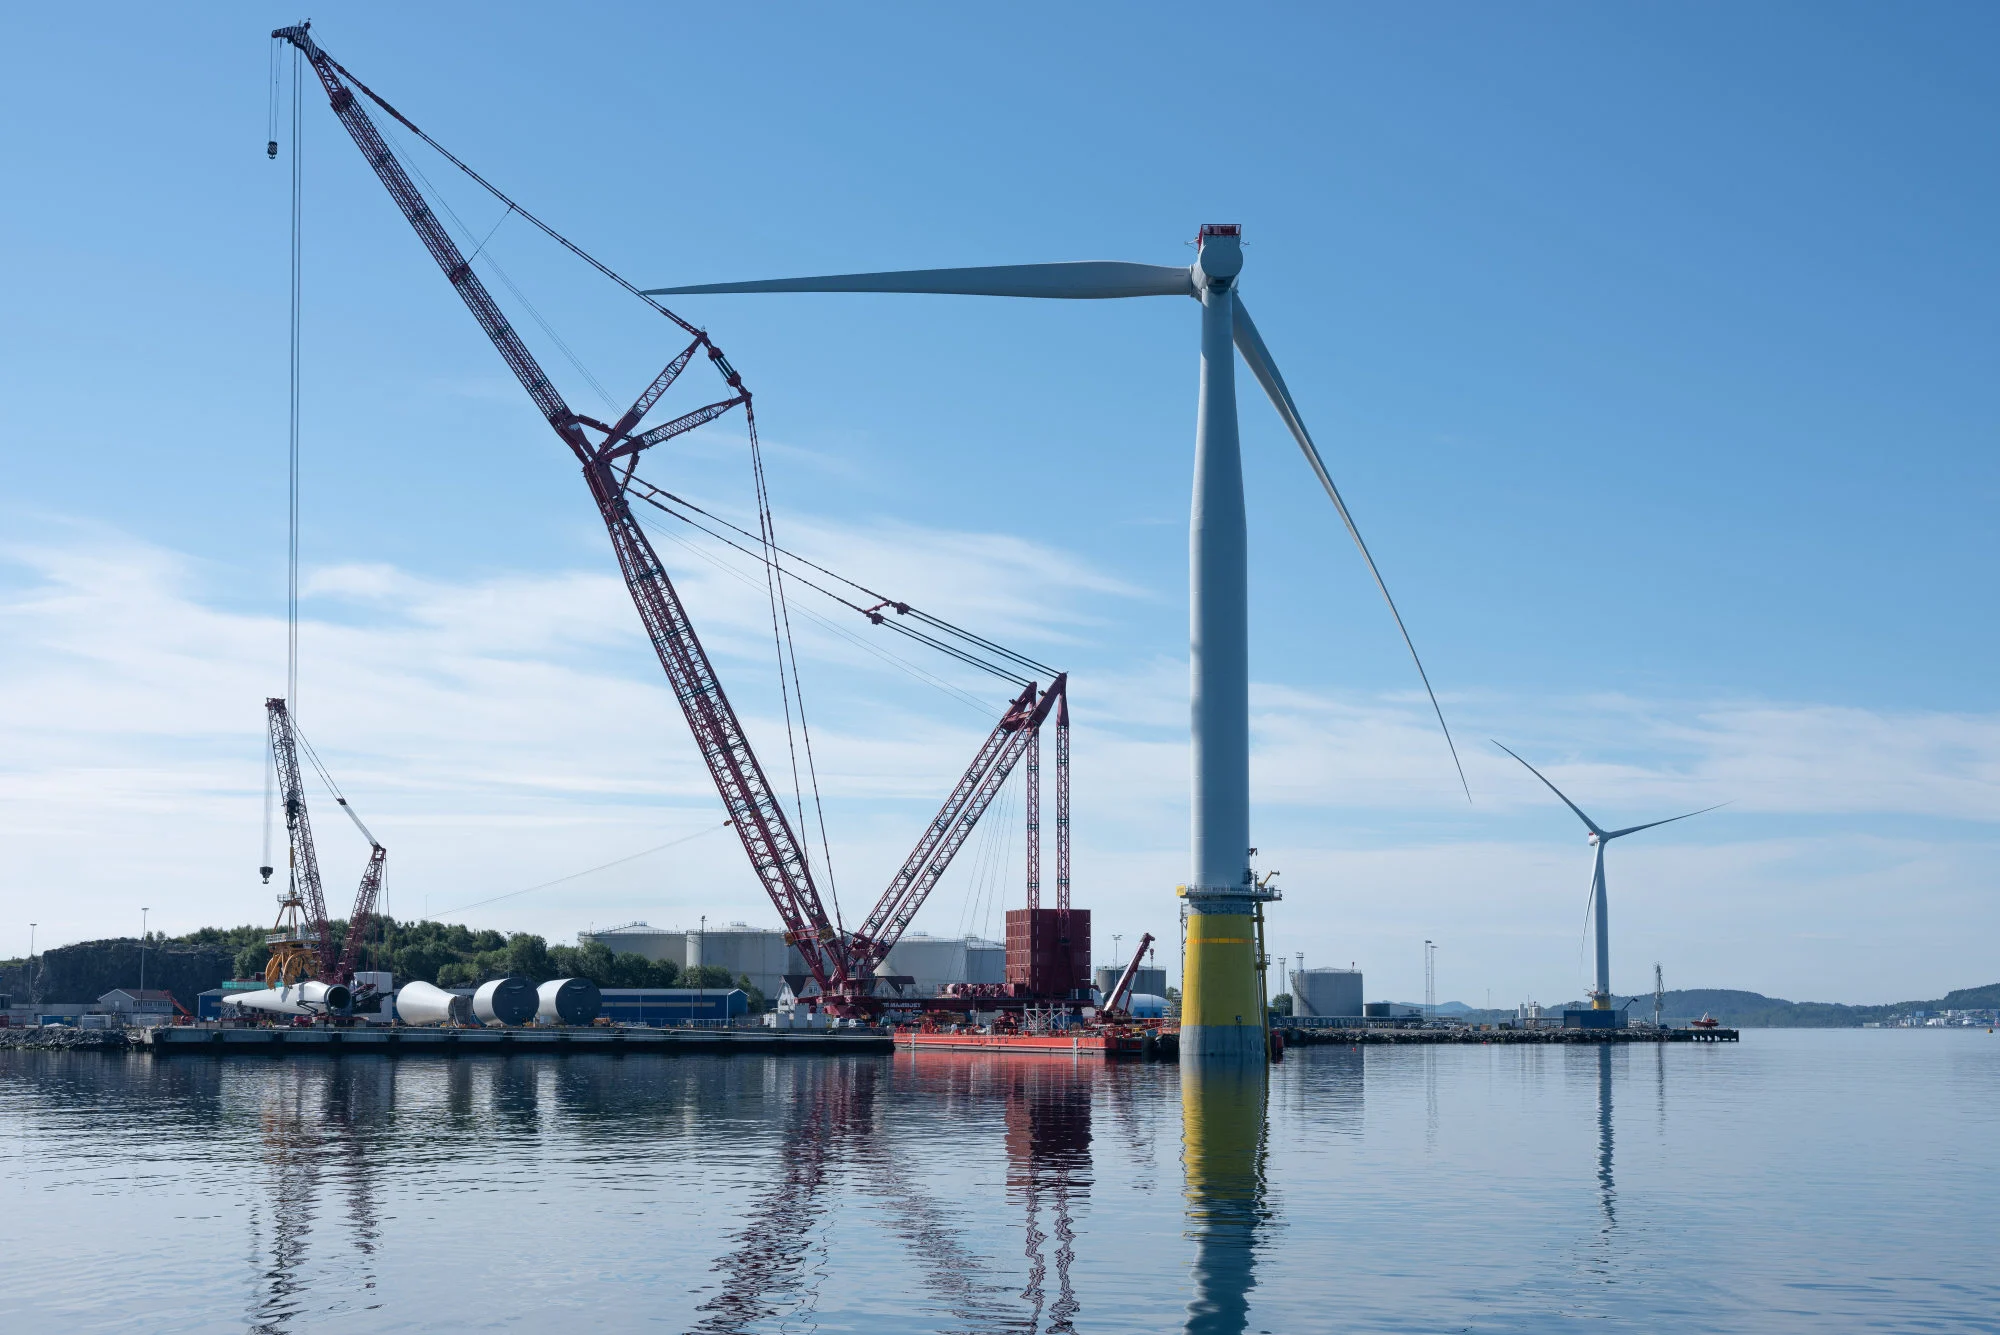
[271,23,1067,1013]
[263,696,387,986]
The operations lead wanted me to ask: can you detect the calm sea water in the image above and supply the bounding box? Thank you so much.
[2,1030,1996,1333]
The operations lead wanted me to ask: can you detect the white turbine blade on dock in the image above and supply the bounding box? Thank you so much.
[645,261,1195,301]
[1603,802,1729,841]
[1233,294,1469,800]
[1494,742,1606,838]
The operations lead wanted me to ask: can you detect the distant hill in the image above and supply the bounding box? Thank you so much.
[1552,986,2000,1028]
[1400,985,2000,1028]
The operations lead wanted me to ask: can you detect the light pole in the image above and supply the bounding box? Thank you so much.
[27,922,36,1010]
[140,908,150,997]
[1423,939,1436,1021]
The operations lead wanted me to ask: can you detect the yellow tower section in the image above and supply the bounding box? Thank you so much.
[1179,884,1276,1063]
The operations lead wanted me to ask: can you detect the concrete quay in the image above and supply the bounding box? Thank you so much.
[1277,1024,1739,1046]
[130,1022,894,1057]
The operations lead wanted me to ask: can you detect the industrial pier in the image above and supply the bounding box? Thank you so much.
[131,1023,893,1056]
[1276,1024,1738,1046]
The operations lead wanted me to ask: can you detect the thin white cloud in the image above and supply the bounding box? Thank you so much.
[3,522,1996,1004]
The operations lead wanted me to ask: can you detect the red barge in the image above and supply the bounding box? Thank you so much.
[896,1028,1149,1057]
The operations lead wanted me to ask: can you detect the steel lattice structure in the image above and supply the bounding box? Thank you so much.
[275,24,1068,1011]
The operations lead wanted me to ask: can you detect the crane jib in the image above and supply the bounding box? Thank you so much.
[275,26,1070,1010]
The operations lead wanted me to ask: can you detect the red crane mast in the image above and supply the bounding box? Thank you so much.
[272,24,1071,1010]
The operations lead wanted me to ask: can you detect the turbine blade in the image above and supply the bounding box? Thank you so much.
[1233,293,1470,802]
[1603,802,1730,840]
[1493,741,1606,838]
[644,261,1195,301]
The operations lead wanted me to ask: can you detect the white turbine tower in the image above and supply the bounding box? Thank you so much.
[648,226,1465,1063]
[1496,743,1722,1019]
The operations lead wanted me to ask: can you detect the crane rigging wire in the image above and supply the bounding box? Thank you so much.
[273,32,1074,995]
[337,71,845,904]
[629,479,1061,681]
[430,820,734,920]
[633,514,995,715]
[286,40,303,713]
[627,480,1044,688]
[746,407,841,928]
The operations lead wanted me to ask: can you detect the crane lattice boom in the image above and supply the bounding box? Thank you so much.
[273,23,1071,1008]
[266,697,334,974]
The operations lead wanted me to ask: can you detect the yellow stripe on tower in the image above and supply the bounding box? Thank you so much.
[1182,911,1262,1030]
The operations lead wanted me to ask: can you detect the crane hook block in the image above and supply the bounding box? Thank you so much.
[259,864,275,884]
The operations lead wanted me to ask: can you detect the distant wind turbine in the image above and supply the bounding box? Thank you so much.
[1495,742,1724,1013]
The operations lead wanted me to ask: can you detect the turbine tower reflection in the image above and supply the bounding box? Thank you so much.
[1181,1064,1271,1334]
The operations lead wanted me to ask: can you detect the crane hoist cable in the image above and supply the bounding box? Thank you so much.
[628,479,1053,687]
[632,513,997,714]
[345,53,839,907]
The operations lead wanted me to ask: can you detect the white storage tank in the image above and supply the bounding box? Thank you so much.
[578,921,689,967]
[875,934,968,997]
[474,976,539,1026]
[687,923,812,998]
[1295,967,1363,1018]
[537,977,602,1026]
[394,981,471,1026]
[1094,964,1167,1002]
[963,937,1005,986]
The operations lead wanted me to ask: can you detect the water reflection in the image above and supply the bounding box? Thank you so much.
[695,1060,874,1332]
[1181,1063,1272,1335]
[1005,1062,1093,1333]
[248,1064,389,1333]
[1595,1044,1616,1233]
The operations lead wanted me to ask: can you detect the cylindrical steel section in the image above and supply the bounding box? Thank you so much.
[222,980,353,1017]
[395,980,471,1026]
[474,976,539,1026]
[536,977,602,1026]
[1190,282,1249,895]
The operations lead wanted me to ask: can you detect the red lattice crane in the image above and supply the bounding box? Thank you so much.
[263,696,387,986]
[273,24,1069,1012]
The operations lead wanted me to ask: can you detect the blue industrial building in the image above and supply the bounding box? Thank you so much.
[599,987,747,1026]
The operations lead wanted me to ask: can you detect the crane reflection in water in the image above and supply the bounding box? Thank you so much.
[249,1064,387,1335]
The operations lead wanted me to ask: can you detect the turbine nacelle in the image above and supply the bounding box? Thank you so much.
[1193,223,1242,292]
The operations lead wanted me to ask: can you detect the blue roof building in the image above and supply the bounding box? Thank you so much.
[600,987,746,1027]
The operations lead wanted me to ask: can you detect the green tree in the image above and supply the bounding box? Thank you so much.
[234,942,270,980]
[436,961,480,990]
[505,933,552,980]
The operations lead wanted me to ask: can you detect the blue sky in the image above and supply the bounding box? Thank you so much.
[2,3,1995,1005]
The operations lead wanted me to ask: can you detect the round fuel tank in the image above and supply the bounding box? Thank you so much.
[473,976,539,1026]
[537,977,602,1026]
[395,980,472,1026]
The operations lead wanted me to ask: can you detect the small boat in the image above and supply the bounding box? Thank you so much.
[1691,1012,1720,1030]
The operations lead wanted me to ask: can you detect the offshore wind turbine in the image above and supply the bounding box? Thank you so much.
[648,226,1466,1063]
[1496,743,1722,1018]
